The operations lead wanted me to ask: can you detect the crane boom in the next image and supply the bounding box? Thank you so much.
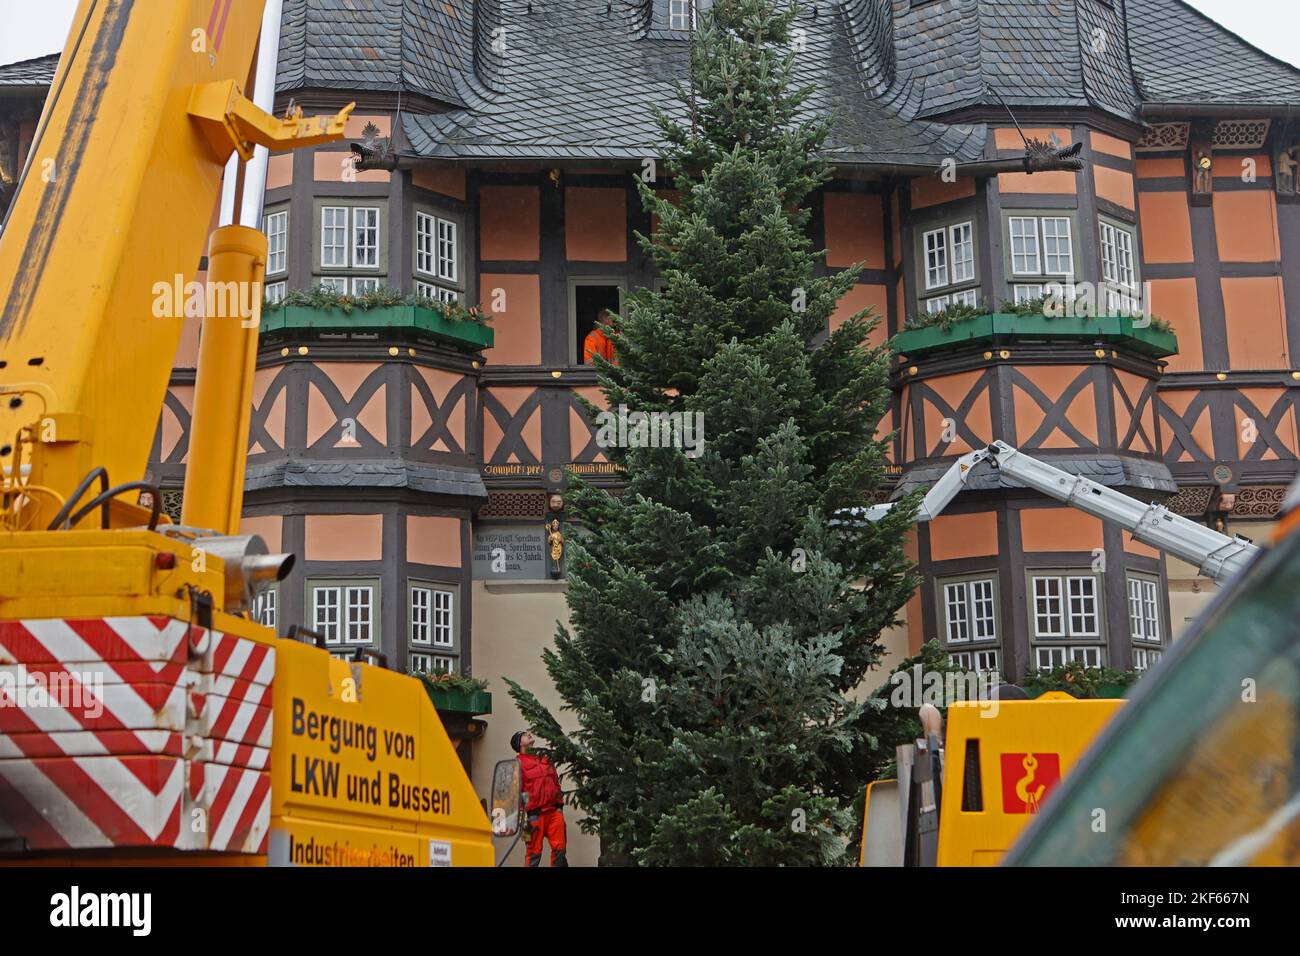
[863,441,1259,585]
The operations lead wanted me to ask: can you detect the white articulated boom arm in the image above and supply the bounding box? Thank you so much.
[863,441,1260,585]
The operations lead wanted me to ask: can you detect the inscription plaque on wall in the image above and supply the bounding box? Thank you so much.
[472,525,548,580]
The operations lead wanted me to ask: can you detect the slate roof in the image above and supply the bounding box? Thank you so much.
[277,0,472,107]
[274,0,1300,166]
[1127,0,1300,107]
[401,0,986,166]
[0,54,58,90]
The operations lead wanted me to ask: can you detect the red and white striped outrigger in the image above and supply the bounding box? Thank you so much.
[0,616,273,854]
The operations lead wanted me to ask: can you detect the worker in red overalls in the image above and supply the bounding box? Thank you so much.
[583,308,617,365]
[511,730,568,867]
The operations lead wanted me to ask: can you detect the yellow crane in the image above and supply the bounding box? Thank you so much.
[0,0,493,865]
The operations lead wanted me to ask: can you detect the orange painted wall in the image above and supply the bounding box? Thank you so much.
[1094,165,1135,209]
[266,153,293,190]
[1213,191,1281,263]
[480,185,540,261]
[830,283,889,348]
[1013,366,1098,448]
[406,515,463,567]
[994,127,1072,150]
[919,369,993,457]
[911,176,976,209]
[1137,157,1185,179]
[998,170,1077,195]
[566,187,627,261]
[1138,191,1193,263]
[824,192,885,269]
[412,165,466,200]
[1090,131,1132,160]
[240,514,283,553]
[1160,389,1215,462]
[1148,278,1202,372]
[480,274,541,365]
[304,514,384,562]
[313,151,389,183]
[1019,508,1103,552]
[482,387,542,462]
[1222,276,1289,369]
[928,512,999,562]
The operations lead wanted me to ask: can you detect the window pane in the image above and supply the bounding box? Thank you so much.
[971,578,996,640]
[945,582,970,643]
[926,295,949,314]
[976,649,999,675]
[1033,576,1064,637]
[346,586,373,644]
[313,586,341,644]
[950,288,978,308]
[265,281,287,304]
[669,0,690,29]
[353,207,379,268]
[1042,218,1073,275]
[433,589,454,647]
[321,207,348,268]
[1013,284,1043,305]
[264,210,288,276]
[1067,576,1099,637]
[317,276,348,294]
[949,222,974,283]
[437,218,457,282]
[415,212,434,276]
[1009,217,1040,275]
[924,228,948,289]
[411,586,431,645]
[352,277,380,294]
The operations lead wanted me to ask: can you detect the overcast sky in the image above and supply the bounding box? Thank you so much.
[0,0,1297,71]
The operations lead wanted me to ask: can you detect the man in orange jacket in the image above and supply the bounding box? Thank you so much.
[582,308,617,365]
[512,730,568,867]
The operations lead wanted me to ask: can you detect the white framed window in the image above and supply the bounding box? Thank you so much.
[1132,646,1162,672]
[345,586,373,643]
[1032,576,1065,637]
[1014,284,1044,304]
[1009,217,1041,276]
[436,218,457,281]
[310,581,376,645]
[923,228,949,290]
[1099,219,1138,313]
[416,279,459,304]
[1032,573,1100,640]
[265,281,287,304]
[321,206,349,268]
[950,288,979,309]
[974,649,1000,675]
[253,586,277,630]
[950,651,972,670]
[1041,217,1073,275]
[1036,645,1105,671]
[317,276,348,294]
[410,652,456,675]
[414,210,460,301]
[352,207,379,268]
[264,210,288,276]
[940,576,998,645]
[1127,575,1161,643]
[926,294,950,315]
[668,0,710,30]
[351,276,380,295]
[949,222,975,283]
[410,584,455,648]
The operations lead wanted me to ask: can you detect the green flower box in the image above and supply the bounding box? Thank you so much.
[422,686,493,716]
[891,313,1177,361]
[261,304,493,351]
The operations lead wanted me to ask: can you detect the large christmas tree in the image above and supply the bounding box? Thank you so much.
[507,0,919,865]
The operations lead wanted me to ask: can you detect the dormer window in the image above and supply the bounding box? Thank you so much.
[668,0,711,31]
